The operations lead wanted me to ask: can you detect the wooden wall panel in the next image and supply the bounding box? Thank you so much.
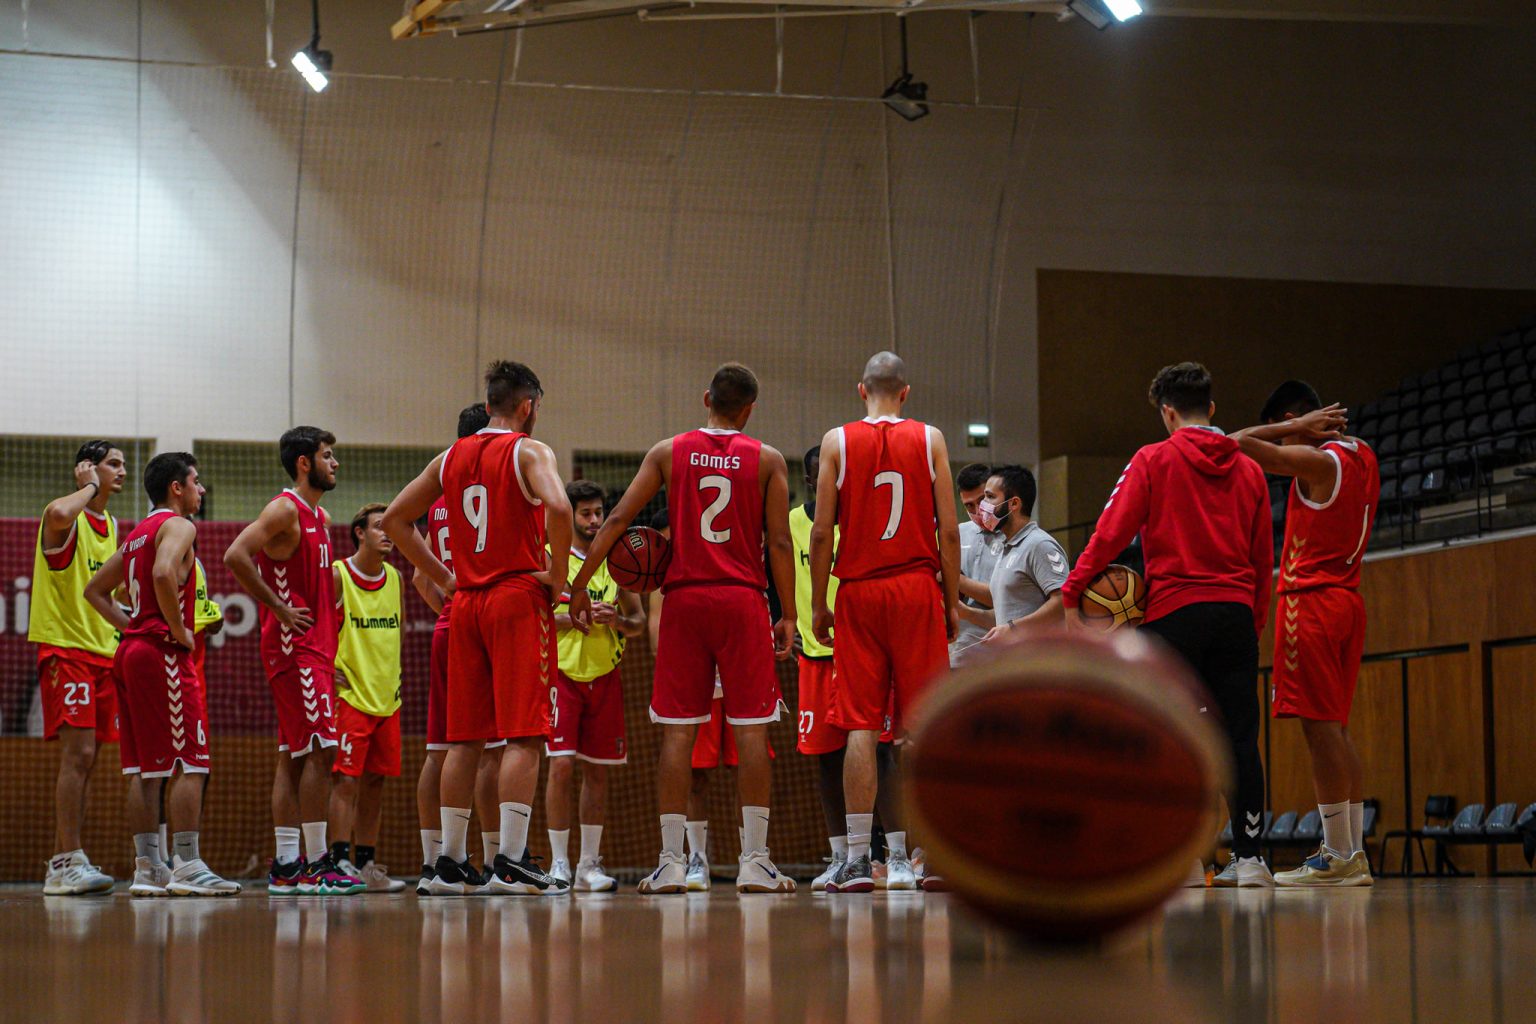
[1352,662,1409,839]
[1406,652,1485,827]
[1492,646,1536,872]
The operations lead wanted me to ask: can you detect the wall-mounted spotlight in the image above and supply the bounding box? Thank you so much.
[966,423,991,449]
[882,18,929,122]
[292,0,332,92]
[1066,0,1143,30]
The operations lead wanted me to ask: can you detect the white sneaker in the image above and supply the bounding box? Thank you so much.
[129,857,172,897]
[885,855,918,891]
[685,852,711,892]
[639,852,689,895]
[359,862,406,893]
[550,858,573,886]
[911,848,927,883]
[167,858,241,897]
[1183,860,1208,888]
[736,849,795,894]
[812,856,846,893]
[1236,856,1276,888]
[574,857,617,893]
[44,851,114,895]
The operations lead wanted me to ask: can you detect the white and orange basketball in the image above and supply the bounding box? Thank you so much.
[1077,564,1147,631]
[903,630,1228,941]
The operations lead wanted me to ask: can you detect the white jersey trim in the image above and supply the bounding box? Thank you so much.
[862,415,905,424]
[343,557,387,583]
[282,488,316,515]
[699,427,741,435]
[835,427,847,489]
[512,437,542,506]
[1295,448,1343,511]
[925,425,937,483]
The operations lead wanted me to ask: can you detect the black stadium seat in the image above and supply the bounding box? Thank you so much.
[1443,397,1465,422]
[1399,407,1421,430]
[1465,394,1488,417]
[1421,423,1444,448]
[1443,379,1465,400]
[1489,388,1512,412]
[1485,368,1507,392]
[1510,363,1531,386]
[1445,420,1467,444]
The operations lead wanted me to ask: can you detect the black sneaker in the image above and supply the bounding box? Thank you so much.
[416,863,436,896]
[427,855,476,896]
[486,851,569,895]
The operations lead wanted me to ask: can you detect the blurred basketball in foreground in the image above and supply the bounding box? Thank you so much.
[606,526,671,593]
[903,630,1229,941]
[1077,564,1147,631]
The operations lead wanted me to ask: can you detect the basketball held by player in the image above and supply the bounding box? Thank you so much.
[84,453,238,896]
[809,351,962,894]
[569,362,798,895]
[383,361,573,897]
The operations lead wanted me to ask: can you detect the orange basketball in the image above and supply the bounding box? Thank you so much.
[903,631,1228,941]
[606,526,671,593]
[1077,563,1146,631]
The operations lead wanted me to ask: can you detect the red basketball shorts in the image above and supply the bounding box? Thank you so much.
[546,668,627,764]
[1272,586,1366,724]
[115,636,209,779]
[38,647,118,743]
[829,571,948,736]
[796,656,845,755]
[334,701,402,777]
[448,578,555,742]
[269,660,338,756]
[653,585,781,726]
[691,697,776,769]
[426,620,450,750]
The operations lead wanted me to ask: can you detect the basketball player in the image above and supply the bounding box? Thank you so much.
[327,504,407,893]
[569,363,798,895]
[1062,363,1274,887]
[978,466,1069,641]
[952,463,1001,668]
[382,361,572,896]
[1234,383,1377,886]
[83,452,239,896]
[224,426,364,896]
[411,402,503,894]
[545,481,645,892]
[29,440,126,895]
[809,351,962,895]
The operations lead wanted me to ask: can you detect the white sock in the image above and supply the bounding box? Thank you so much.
[685,820,708,859]
[274,827,302,866]
[1349,801,1365,855]
[301,822,328,862]
[133,832,161,863]
[580,824,603,862]
[846,813,874,862]
[829,835,848,860]
[1320,801,1351,858]
[661,814,687,859]
[420,828,441,865]
[483,832,501,865]
[742,806,770,856]
[886,830,908,860]
[440,806,471,862]
[173,831,200,866]
[499,802,532,862]
[548,828,570,864]
[158,824,170,867]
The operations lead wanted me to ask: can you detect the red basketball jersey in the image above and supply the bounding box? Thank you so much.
[256,489,339,669]
[833,416,940,582]
[120,509,195,643]
[665,429,766,591]
[440,429,547,591]
[426,497,453,624]
[1279,438,1379,593]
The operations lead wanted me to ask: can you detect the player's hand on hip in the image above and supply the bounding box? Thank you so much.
[173,625,196,651]
[772,617,796,660]
[442,572,457,599]
[812,606,834,647]
[567,591,593,634]
[277,603,313,633]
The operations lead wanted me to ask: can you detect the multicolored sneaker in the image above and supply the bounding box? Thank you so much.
[812,856,846,893]
[1276,848,1371,888]
[920,872,950,893]
[43,851,113,896]
[427,856,476,896]
[826,855,875,894]
[267,857,304,896]
[486,851,568,896]
[416,863,435,896]
[685,852,711,892]
[302,852,365,895]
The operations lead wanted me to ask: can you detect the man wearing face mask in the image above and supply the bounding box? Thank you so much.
[952,463,1001,665]
[979,466,1069,642]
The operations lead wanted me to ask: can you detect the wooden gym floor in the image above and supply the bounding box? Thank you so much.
[2,879,1533,1023]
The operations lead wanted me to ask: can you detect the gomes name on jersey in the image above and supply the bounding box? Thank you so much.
[688,452,742,470]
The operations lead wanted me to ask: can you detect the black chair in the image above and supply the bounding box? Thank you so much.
[1509,363,1531,387]
[1444,379,1465,400]
[1381,795,1455,876]
[1399,407,1421,430]
[1489,388,1512,412]
[1503,345,1528,368]
[1465,393,1488,418]
[1443,397,1466,422]
[1421,423,1444,448]
[1482,803,1519,838]
[1486,368,1507,393]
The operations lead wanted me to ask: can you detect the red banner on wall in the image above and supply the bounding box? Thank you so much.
[0,517,435,737]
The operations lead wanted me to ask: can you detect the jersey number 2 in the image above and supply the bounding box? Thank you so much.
[874,471,904,540]
[699,475,732,545]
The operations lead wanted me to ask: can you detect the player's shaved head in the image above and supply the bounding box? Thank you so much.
[708,363,759,417]
[861,351,907,398]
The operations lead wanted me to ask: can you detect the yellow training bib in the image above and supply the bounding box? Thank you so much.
[556,547,626,682]
[27,509,119,659]
[789,504,836,659]
[334,559,403,717]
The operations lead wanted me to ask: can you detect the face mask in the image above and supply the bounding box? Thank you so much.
[977,498,1012,532]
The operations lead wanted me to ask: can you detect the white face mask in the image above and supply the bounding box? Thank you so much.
[977,498,1011,532]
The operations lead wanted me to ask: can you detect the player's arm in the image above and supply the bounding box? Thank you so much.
[957,574,993,606]
[412,567,445,616]
[613,589,646,639]
[646,589,663,650]
[41,461,111,550]
[929,428,962,643]
[1248,475,1275,634]
[83,550,131,634]
[153,517,199,650]
[1061,451,1152,627]
[808,428,841,647]
[762,444,797,660]
[223,497,314,633]
[961,605,995,629]
[382,454,452,593]
[1231,404,1346,494]
[570,440,668,632]
[520,440,573,607]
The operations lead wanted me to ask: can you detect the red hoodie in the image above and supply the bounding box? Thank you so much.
[1062,427,1273,633]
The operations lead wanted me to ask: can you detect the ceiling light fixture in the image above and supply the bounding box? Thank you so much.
[292,0,332,93]
[1066,0,1143,30]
